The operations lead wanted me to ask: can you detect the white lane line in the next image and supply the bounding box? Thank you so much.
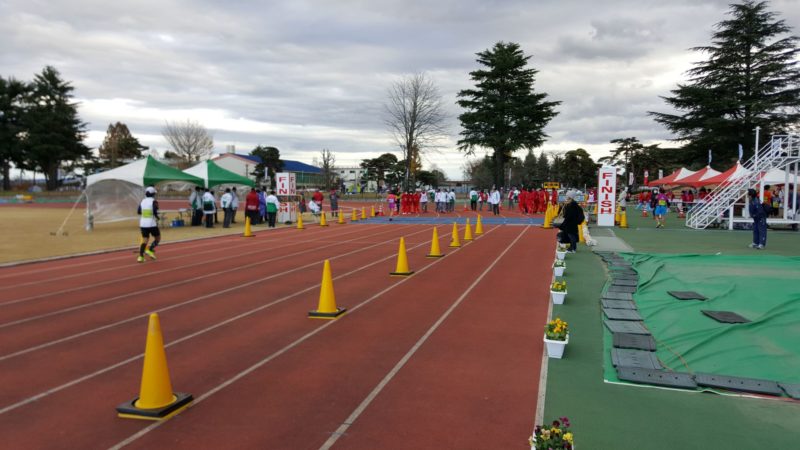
[0,225,420,356]
[318,226,527,450]
[107,225,490,450]
[0,225,377,305]
[0,226,471,417]
[0,225,411,328]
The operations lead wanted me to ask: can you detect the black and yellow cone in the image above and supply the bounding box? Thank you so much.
[390,237,414,276]
[351,209,358,222]
[475,215,484,235]
[427,227,444,258]
[309,260,346,319]
[243,216,254,237]
[620,210,628,228]
[320,212,328,226]
[361,207,367,220]
[337,211,346,224]
[449,222,461,247]
[464,218,474,241]
[297,213,305,230]
[116,314,192,420]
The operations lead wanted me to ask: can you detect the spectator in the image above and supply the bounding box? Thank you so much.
[202,188,216,228]
[230,187,239,224]
[220,188,233,228]
[189,186,203,226]
[489,187,501,215]
[245,188,260,226]
[558,190,585,253]
[265,190,280,228]
[748,188,768,249]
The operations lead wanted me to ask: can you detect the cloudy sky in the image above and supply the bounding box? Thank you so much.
[2,0,798,178]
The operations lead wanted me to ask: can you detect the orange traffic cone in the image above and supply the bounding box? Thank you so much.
[371,206,376,217]
[361,207,367,220]
[542,204,553,229]
[309,260,346,319]
[464,218,474,241]
[116,314,193,420]
[620,211,628,228]
[642,208,649,218]
[449,222,461,248]
[351,209,358,222]
[337,211,346,224]
[475,215,484,235]
[390,237,414,276]
[579,220,586,242]
[427,227,444,258]
[297,213,305,230]
[378,204,384,216]
[243,216,254,237]
[319,212,328,226]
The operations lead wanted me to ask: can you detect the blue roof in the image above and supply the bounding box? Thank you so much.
[226,153,320,174]
[236,154,262,164]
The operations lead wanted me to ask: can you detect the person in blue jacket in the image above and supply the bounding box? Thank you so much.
[748,188,768,249]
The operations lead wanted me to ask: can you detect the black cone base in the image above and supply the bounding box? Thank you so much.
[116,392,193,421]
[308,307,347,320]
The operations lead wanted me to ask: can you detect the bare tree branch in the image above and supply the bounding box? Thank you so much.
[161,119,214,166]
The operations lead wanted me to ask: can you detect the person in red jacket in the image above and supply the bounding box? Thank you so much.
[550,189,558,206]
[312,189,324,211]
[412,190,421,214]
[526,188,535,214]
[244,188,260,226]
[539,189,547,213]
[518,188,528,214]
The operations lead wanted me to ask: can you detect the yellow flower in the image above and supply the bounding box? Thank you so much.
[564,432,573,443]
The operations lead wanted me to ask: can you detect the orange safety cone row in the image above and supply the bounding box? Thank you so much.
[427,227,444,258]
[390,237,414,276]
[116,313,193,420]
[351,209,358,222]
[319,212,328,226]
[361,207,367,220]
[297,213,305,230]
[378,204,384,216]
[337,211,346,224]
[242,216,254,237]
[475,215,484,235]
[464,218,474,241]
[642,208,649,218]
[309,260,346,319]
[449,222,461,248]
[371,206,376,217]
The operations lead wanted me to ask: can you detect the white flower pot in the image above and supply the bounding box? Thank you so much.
[555,250,566,261]
[551,290,567,304]
[553,266,565,277]
[544,333,569,358]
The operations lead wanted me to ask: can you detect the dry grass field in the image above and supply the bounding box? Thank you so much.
[0,206,251,265]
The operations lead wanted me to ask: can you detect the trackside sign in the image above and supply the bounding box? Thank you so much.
[597,166,617,226]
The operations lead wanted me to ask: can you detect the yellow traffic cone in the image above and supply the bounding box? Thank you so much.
[464,218,474,241]
[390,237,414,276]
[449,222,461,247]
[615,206,621,225]
[351,209,358,222]
[475,215,484,235]
[320,212,328,226]
[309,260,346,319]
[542,204,553,229]
[427,227,444,258]
[620,210,628,228]
[297,213,305,230]
[578,220,586,243]
[371,206,376,217]
[361,207,367,220]
[116,313,193,420]
[242,216,254,237]
[337,211,346,224]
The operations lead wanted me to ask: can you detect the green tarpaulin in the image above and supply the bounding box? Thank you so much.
[183,160,255,188]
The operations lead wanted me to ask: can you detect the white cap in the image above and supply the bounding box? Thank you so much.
[145,186,157,194]
[566,190,576,199]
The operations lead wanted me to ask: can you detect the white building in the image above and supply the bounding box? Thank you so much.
[337,167,377,193]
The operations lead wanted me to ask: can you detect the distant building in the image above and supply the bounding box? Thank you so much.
[336,166,377,193]
[213,153,323,189]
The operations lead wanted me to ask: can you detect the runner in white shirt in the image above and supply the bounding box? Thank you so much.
[137,186,160,263]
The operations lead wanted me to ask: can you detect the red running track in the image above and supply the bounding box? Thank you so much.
[0,220,554,449]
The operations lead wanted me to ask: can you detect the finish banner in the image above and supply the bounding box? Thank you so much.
[597,166,617,227]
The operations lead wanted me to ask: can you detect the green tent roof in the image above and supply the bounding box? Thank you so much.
[184,160,255,188]
[143,156,205,187]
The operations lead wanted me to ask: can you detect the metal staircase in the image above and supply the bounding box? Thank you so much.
[686,134,800,229]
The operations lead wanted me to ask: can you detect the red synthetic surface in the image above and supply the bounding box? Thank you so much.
[0,214,553,449]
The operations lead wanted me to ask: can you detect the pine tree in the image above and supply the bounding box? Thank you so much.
[650,1,800,164]
[535,151,550,186]
[21,66,90,190]
[98,122,146,168]
[0,77,29,190]
[457,42,560,187]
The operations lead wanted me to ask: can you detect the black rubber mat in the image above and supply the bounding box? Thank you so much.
[779,382,800,399]
[604,319,649,335]
[694,373,782,395]
[611,279,638,287]
[616,367,697,389]
[601,299,637,310]
[611,348,663,370]
[608,285,637,293]
[603,308,643,321]
[701,310,751,324]
[603,291,634,301]
[613,332,656,351]
[668,291,708,301]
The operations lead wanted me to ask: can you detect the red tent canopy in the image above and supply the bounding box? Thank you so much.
[700,162,750,186]
[648,168,696,187]
[674,166,722,188]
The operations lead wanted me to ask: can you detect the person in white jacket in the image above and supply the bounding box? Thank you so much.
[489,187,501,216]
[220,188,233,228]
[202,188,216,228]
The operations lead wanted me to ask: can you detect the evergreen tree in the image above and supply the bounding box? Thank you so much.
[0,77,29,190]
[522,149,537,188]
[98,122,146,168]
[250,145,283,188]
[561,148,599,189]
[535,151,550,186]
[650,1,800,164]
[21,66,90,190]
[457,42,560,187]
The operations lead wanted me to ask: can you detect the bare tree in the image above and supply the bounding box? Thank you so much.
[384,73,448,189]
[318,148,337,190]
[161,119,213,166]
